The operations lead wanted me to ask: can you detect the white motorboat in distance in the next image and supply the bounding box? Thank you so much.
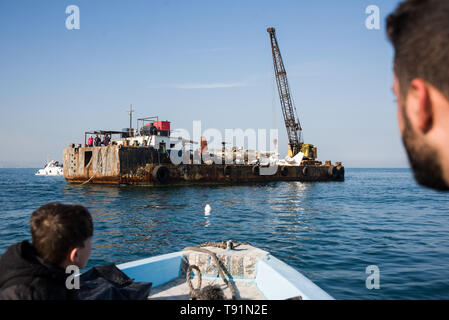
[35,160,64,176]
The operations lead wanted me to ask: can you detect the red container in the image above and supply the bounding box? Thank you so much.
[153,121,170,131]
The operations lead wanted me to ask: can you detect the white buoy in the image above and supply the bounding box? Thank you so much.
[204,204,211,216]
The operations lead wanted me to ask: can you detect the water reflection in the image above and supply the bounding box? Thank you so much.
[204,216,211,228]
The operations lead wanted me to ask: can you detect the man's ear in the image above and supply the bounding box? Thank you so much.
[407,79,433,133]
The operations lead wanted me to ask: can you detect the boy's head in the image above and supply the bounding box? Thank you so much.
[30,203,93,269]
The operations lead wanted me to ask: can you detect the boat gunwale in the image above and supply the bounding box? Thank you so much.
[116,248,334,300]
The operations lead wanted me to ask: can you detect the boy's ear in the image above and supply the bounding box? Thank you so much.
[69,247,79,265]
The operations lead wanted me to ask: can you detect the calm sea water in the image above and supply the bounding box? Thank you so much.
[0,168,448,299]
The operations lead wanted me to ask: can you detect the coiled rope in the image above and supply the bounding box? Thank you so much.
[183,241,250,300]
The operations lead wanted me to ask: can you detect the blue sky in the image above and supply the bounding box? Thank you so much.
[0,0,404,168]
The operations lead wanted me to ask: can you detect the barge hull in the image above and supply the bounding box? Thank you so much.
[64,145,344,185]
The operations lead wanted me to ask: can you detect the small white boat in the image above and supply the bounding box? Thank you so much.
[35,160,64,176]
[117,241,333,300]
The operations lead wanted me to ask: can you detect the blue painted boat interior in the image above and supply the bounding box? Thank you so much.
[117,251,333,300]
[118,252,183,288]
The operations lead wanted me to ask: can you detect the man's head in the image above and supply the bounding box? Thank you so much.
[30,203,93,269]
[387,0,449,191]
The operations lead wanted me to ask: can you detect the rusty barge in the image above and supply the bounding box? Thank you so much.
[63,120,344,185]
[63,27,345,185]
[63,144,344,185]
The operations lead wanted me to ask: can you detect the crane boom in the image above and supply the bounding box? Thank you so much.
[267,27,303,157]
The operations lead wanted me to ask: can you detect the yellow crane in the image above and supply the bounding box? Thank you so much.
[267,27,317,160]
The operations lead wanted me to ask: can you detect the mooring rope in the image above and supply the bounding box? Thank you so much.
[81,175,95,185]
[184,243,243,300]
[185,264,202,294]
[197,240,251,250]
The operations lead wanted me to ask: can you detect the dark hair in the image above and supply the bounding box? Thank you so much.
[386,0,449,100]
[30,203,93,265]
